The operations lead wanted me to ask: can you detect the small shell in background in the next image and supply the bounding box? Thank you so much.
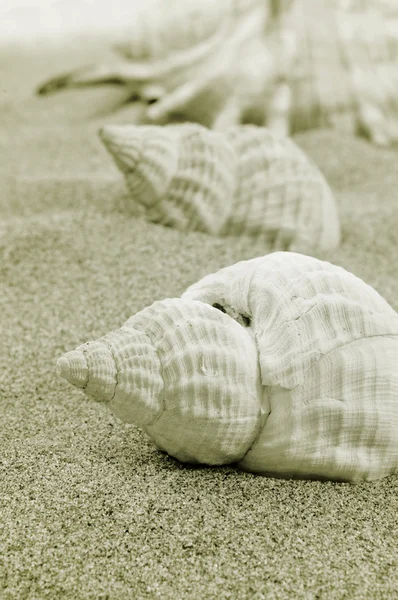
[58,252,398,482]
[99,122,340,253]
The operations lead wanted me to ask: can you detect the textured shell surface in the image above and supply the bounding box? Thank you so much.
[182,251,398,481]
[99,122,340,252]
[58,252,398,482]
[58,298,266,466]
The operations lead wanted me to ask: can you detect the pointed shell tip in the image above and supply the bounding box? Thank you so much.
[56,355,70,379]
[57,350,88,389]
[98,125,114,146]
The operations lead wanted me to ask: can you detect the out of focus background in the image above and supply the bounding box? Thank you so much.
[0,0,135,43]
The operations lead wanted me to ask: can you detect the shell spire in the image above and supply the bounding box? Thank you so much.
[58,327,165,427]
[100,123,237,235]
[57,350,88,389]
[100,122,339,251]
[58,298,264,466]
[100,125,143,174]
[99,125,180,215]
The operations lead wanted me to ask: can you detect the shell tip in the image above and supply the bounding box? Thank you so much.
[57,350,88,389]
[98,125,120,147]
[99,125,143,172]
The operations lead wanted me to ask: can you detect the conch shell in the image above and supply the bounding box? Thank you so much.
[36,0,398,145]
[99,122,340,253]
[58,252,398,482]
[37,0,292,132]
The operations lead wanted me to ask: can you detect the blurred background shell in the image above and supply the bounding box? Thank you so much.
[182,251,398,481]
[33,0,398,144]
[114,0,262,60]
[99,122,340,252]
[285,0,398,145]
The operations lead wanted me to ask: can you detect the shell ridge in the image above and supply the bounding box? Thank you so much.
[274,333,398,394]
[103,336,121,406]
[143,340,166,428]
[80,346,91,395]
[124,306,172,427]
[77,340,118,402]
[106,316,167,426]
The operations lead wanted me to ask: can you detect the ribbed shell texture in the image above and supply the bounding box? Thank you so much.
[58,299,264,466]
[100,123,340,252]
[182,251,398,481]
[58,252,398,481]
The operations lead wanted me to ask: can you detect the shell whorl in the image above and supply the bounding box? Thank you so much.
[182,251,398,389]
[58,299,265,465]
[182,251,398,481]
[100,125,180,217]
[58,328,164,427]
[100,123,237,234]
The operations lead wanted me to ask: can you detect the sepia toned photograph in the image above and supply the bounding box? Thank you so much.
[1,1,397,598]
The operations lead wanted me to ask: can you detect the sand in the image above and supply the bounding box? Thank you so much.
[1,39,397,599]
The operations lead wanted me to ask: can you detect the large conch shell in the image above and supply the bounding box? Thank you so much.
[37,0,292,132]
[99,122,340,253]
[58,252,398,482]
[36,0,398,145]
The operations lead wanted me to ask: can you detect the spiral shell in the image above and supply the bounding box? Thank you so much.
[58,299,264,466]
[58,252,398,482]
[99,122,340,253]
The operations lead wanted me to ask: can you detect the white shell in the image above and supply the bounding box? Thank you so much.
[182,251,398,481]
[58,252,398,482]
[100,123,340,253]
[58,299,264,466]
